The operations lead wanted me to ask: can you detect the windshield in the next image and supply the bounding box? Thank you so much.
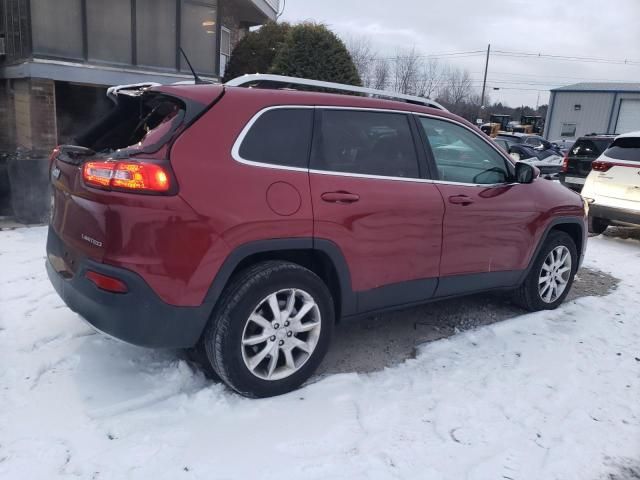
[604,137,640,162]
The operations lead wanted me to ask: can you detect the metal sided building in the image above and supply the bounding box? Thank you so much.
[544,83,640,141]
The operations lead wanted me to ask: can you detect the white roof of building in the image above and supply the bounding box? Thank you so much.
[552,82,640,93]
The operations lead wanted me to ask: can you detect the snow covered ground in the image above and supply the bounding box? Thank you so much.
[1,226,639,480]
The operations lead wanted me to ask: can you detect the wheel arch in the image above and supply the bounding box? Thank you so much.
[202,238,356,326]
[520,216,586,283]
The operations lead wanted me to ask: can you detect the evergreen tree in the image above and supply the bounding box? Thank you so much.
[270,23,361,86]
[222,22,291,83]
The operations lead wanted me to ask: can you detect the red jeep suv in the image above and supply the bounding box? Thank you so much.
[47,75,587,397]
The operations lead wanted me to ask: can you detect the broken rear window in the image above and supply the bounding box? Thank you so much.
[73,91,188,158]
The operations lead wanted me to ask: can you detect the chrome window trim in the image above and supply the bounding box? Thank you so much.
[230,105,315,172]
[308,168,432,184]
[230,105,516,188]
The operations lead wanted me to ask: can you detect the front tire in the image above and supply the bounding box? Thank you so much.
[514,230,577,311]
[203,261,334,398]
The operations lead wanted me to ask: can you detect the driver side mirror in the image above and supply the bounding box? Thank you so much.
[515,162,540,184]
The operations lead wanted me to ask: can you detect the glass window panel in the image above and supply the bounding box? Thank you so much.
[220,27,231,55]
[312,110,420,178]
[136,0,177,68]
[30,0,83,58]
[419,117,510,184]
[239,109,313,168]
[86,0,132,64]
[180,0,217,75]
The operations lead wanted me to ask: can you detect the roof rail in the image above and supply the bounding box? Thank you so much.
[225,74,447,111]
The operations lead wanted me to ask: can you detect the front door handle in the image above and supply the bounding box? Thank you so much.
[448,195,474,206]
[321,191,360,203]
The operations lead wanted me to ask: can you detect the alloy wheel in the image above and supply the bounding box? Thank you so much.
[538,245,572,303]
[241,288,321,381]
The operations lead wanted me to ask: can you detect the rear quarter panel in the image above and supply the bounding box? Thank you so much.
[168,89,316,305]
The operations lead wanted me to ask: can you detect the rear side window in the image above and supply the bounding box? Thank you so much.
[239,109,313,168]
[312,110,420,178]
[604,137,640,162]
[570,139,611,158]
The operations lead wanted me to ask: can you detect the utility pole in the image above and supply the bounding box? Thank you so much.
[479,43,491,122]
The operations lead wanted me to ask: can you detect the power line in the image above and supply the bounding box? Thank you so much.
[368,48,640,66]
[492,50,640,66]
[373,50,486,60]
[470,70,639,82]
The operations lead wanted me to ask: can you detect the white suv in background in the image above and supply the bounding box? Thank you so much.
[582,131,640,234]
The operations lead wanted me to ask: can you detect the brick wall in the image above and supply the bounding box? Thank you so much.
[0,80,16,151]
[29,79,57,152]
[3,78,57,153]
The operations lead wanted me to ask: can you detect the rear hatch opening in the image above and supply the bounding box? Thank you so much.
[71,85,194,161]
[48,84,218,269]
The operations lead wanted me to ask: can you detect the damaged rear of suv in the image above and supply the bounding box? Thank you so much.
[47,83,224,347]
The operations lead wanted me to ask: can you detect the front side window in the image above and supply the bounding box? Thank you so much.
[312,110,420,178]
[238,109,313,168]
[419,117,511,185]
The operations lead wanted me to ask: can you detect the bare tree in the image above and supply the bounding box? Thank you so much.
[371,58,390,90]
[345,35,375,87]
[415,58,443,99]
[393,47,421,95]
[438,66,473,105]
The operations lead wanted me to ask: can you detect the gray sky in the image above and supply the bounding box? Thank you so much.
[281,0,640,107]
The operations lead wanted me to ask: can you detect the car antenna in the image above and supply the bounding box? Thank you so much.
[179,47,210,85]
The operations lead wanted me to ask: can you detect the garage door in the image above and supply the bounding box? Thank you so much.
[616,99,640,134]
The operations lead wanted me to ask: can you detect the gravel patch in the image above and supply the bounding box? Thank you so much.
[319,258,620,377]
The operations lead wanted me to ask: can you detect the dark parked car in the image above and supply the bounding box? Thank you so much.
[493,135,564,177]
[559,135,616,192]
[46,75,588,398]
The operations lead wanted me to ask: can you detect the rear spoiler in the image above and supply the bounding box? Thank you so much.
[106,83,162,103]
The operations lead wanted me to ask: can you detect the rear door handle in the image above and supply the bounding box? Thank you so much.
[448,195,474,206]
[321,191,360,203]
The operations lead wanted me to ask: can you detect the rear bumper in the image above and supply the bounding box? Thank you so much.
[46,227,210,348]
[590,204,640,227]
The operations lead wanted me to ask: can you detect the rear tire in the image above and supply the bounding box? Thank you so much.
[203,261,334,398]
[513,230,577,311]
[588,216,609,235]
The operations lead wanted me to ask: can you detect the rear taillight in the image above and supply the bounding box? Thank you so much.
[561,153,569,172]
[85,270,128,294]
[591,161,612,172]
[83,160,171,193]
